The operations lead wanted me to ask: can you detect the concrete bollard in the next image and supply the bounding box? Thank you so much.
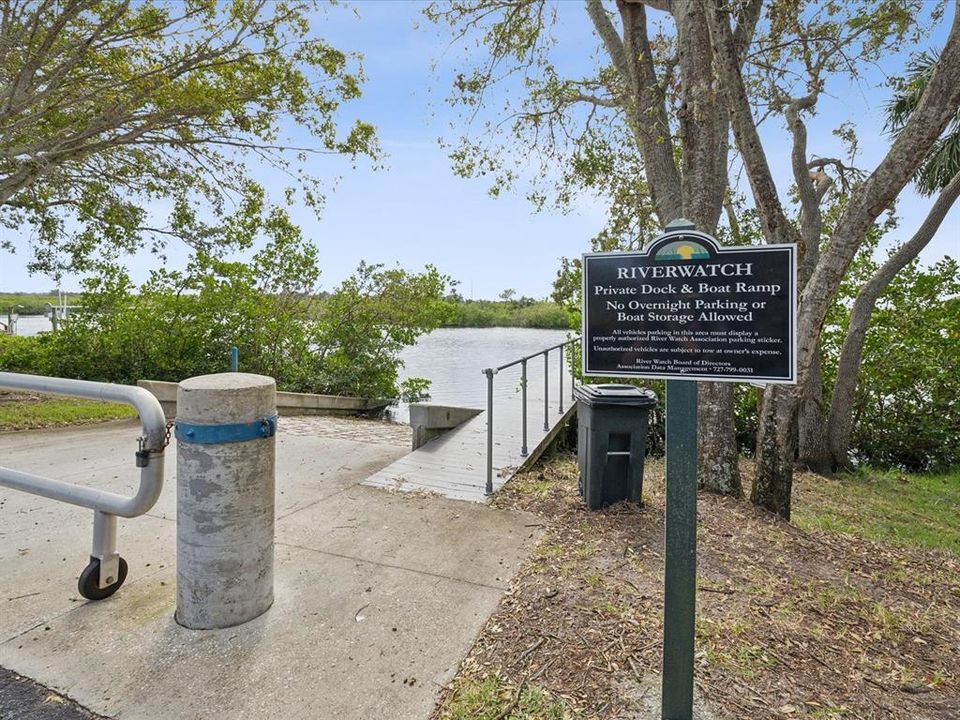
[175,373,277,629]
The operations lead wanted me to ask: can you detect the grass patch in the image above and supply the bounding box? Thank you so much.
[438,674,570,720]
[0,392,136,431]
[794,469,960,555]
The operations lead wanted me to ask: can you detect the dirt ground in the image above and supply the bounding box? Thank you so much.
[433,454,960,719]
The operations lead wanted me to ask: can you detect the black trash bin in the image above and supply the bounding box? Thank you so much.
[575,384,657,509]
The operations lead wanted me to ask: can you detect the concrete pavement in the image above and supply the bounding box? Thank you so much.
[0,417,540,719]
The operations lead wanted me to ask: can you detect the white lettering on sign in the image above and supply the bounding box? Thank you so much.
[616,263,753,280]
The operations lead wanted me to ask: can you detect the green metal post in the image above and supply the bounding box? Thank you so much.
[661,216,699,719]
[661,381,698,717]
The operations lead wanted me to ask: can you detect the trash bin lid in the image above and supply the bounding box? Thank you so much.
[574,384,657,407]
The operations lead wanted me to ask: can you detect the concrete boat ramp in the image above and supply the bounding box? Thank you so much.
[0,413,552,720]
[366,371,576,502]
[364,405,575,502]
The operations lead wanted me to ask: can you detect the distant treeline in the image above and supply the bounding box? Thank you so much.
[2,291,574,330]
[0,293,64,315]
[443,299,573,329]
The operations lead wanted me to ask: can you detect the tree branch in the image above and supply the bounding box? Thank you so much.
[801,1,960,381]
[785,88,823,282]
[674,0,727,231]
[611,0,683,222]
[705,0,800,246]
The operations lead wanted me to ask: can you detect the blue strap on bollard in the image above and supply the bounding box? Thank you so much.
[175,414,279,444]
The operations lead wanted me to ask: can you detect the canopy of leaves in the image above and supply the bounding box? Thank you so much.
[426,0,930,248]
[823,249,960,471]
[0,0,378,277]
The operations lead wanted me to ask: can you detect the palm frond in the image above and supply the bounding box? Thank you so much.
[885,47,960,196]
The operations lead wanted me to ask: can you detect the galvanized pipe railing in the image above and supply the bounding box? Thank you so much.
[482,337,581,496]
[0,372,167,599]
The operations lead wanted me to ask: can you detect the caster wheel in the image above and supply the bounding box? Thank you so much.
[78,556,128,601]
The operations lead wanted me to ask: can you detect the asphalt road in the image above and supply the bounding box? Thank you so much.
[1,667,105,720]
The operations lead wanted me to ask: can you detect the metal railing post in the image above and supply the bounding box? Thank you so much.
[571,340,577,400]
[543,351,550,431]
[558,348,564,413]
[484,368,495,496]
[481,338,581,499]
[521,360,528,456]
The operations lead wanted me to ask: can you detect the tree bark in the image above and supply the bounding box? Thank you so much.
[603,0,683,222]
[703,1,800,248]
[826,169,960,468]
[798,349,831,473]
[705,0,799,514]
[673,0,742,495]
[595,0,751,495]
[674,0,727,233]
[751,384,797,517]
[698,381,743,496]
[711,0,960,517]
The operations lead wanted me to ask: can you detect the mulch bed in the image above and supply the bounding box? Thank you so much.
[433,454,960,719]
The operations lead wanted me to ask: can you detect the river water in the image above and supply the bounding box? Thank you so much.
[391,327,572,421]
[11,317,572,422]
[9,315,53,336]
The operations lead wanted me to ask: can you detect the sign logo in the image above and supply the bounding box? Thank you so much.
[654,240,711,261]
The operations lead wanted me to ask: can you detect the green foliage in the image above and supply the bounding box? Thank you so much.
[445,299,572,329]
[0,334,51,374]
[886,48,960,195]
[399,377,432,403]
[823,254,960,471]
[0,0,378,277]
[0,232,452,400]
[310,261,453,397]
[426,0,662,249]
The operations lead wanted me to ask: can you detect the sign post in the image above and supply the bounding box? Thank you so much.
[660,217,699,720]
[663,375,697,718]
[581,220,796,719]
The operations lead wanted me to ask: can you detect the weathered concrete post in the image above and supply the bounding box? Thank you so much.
[175,373,277,629]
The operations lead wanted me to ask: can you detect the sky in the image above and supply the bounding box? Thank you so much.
[1,1,958,299]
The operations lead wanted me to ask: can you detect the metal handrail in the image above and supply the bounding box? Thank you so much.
[491,339,578,373]
[0,372,167,599]
[481,336,581,495]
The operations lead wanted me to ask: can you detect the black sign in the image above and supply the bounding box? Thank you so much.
[582,230,796,383]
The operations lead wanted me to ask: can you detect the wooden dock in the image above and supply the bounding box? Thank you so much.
[364,385,576,502]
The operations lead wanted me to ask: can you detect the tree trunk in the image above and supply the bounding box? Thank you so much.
[798,349,831,473]
[611,0,744,497]
[751,384,800,519]
[697,381,742,496]
[826,170,960,467]
[709,1,960,516]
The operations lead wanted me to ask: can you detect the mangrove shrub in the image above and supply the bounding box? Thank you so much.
[1,235,451,400]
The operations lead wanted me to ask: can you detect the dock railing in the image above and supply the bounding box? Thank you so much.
[481,336,581,495]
